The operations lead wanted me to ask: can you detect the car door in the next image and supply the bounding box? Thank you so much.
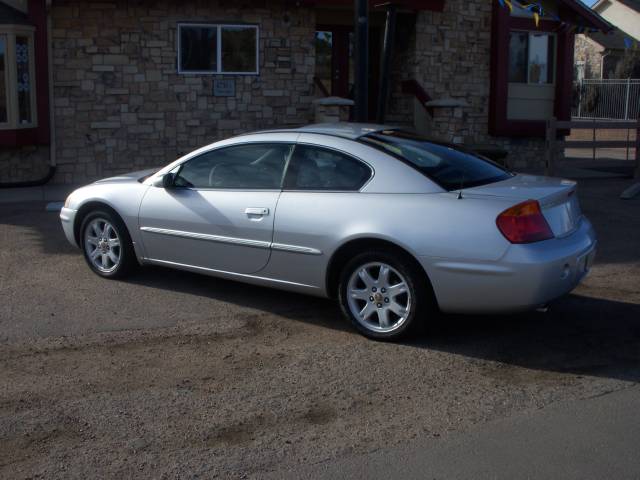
[268,140,374,287]
[138,140,293,274]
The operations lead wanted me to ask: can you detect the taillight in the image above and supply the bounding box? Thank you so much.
[496,200,554,244]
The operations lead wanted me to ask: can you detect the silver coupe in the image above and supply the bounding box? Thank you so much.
[61,123,597,340]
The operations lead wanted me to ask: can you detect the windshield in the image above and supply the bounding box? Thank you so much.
[361,130,512,191]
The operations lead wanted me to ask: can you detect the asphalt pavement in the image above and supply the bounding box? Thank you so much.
[1,176,639,478]
[273,385,640,479]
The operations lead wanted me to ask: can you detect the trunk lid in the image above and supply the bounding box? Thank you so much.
[463,173,582,237]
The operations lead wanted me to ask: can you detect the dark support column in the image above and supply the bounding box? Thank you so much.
[377,3,397,124]
[354,0,369,122]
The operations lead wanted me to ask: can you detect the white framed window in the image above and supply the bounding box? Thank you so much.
[0,24,37,130]
[508,31,556,85]
[177,23,259,75]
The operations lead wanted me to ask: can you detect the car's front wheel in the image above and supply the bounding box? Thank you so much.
[338,250,432,340]
[80,210,136,279]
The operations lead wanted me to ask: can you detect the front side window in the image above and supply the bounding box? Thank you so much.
[0,26,36,129]
[362,130,511,191]
[178,23,258,74]
[509,31,555,84]
[175,143,291,189]
[284,145,372,191]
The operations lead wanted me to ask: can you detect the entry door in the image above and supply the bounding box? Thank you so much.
[138,142,293,274]
[315,25,382,119]
[315,26,353,98]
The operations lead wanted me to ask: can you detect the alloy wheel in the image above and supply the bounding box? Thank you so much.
[84,218,122,273]
[346,262,412,334]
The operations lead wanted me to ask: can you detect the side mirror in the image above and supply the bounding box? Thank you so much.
[162,172,176,189]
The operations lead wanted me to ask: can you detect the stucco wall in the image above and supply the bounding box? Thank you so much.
[596,0,640,42]
[50,0,316,184]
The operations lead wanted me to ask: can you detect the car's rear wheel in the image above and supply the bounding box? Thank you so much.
[338,250,431,340]
[80,210,136,279]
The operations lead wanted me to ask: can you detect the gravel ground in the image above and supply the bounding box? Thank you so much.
[1,177,639,478]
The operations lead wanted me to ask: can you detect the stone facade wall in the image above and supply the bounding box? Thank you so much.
[0,146,51,183]
[50,0,316,184]
[11,0,564,185]
[403,0,550,169]
[384,13,419,128]
[574,34,604,79]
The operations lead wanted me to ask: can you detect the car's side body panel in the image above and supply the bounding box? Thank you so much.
[60,124,598,316]
[138,188,280,274]
[424,217,597,313]
[61,180,151,262]
[266,191,516,295]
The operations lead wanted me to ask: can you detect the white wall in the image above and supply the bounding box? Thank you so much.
[596,0,640,41]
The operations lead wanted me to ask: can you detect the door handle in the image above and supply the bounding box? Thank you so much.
[245,207,269,216]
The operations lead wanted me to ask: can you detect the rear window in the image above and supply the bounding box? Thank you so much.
[361,130,512,191]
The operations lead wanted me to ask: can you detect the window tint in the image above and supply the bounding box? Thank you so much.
[178,24,259,74]
[362,130,511,191]
[508,31,555,84]
[508,32,527,83]
[221,26,257,73]
[179,25,217,72]
[0,35,7,123]
[284,145,372,191]
[175,143,292,189]
[0,29,37,128]
[16,35,32,124]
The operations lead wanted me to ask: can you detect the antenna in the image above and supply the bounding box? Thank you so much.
[457,167,465,199]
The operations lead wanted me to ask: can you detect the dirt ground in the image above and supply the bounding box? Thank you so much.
[1,177,639,478]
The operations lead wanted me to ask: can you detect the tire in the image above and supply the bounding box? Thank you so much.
[338,249,433,340]
[80,209,137,279]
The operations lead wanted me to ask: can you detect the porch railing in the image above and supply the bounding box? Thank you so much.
[545,117,640,179]
[401,79,434,117]
[572,79,640,120]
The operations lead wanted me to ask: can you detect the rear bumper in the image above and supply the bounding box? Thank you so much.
[422,217,597,314]
[60,207,79,248]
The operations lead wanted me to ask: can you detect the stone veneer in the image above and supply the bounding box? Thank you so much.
[389,0,553,169]
[50,0,316,184]
[6,0,563,185]
[574,34,604,79]
[0,146,51,183]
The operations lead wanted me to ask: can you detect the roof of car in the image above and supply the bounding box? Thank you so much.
[248,123,400,140]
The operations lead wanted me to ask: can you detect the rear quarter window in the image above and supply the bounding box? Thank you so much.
[361,130,511,191]
[283,144,372,191]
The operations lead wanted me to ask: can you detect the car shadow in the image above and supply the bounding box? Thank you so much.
[126,265,352,333]
[418,294,640,383]
[126,265,640,383]
[2,199,639,383]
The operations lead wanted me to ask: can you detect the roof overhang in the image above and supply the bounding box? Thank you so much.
[556,0,615,32]
[303,0,611,25]
[300,0,445,12]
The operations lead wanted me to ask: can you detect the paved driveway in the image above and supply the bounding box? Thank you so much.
[0,177,639,478]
